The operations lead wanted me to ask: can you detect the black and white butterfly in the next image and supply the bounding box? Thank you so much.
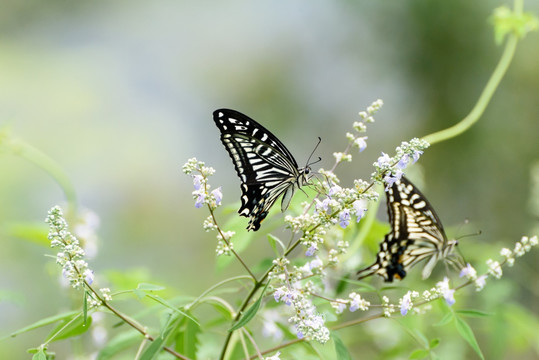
[357,176,465,282]
[213,109,315,231]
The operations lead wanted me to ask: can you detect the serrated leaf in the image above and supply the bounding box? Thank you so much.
[434,312,454,327]
[332,332,352,360]
[176,313,201,359]
[456,309,492,318]
[46,314,92,342]
[137,283,166,291]
[10,311,79,338]
[229,282,270,332]
[97,330,141,360]
[455,316,484,360]
[409,349,429,359]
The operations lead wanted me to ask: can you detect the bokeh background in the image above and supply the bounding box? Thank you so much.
[1,0,538,359]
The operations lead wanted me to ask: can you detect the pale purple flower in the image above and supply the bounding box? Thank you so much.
[349,292,370,312]
[400,292,413,315]
[352,200,367,222]
[195,193,205,208]
[84,269,95,285]
[397,154,409,170]
[315,198,331,214]
[377,152,391,167]
[305,245,318,257]
[339,209,351,228]
[329,184,342,197]
[192,175,203,190]
[355,136,368,152]
[412,150,423,163]
[331,301,347,314]
[273,287,286,302]
[211,187,222,206]
[437,277,455,306]
[459,263,477,279]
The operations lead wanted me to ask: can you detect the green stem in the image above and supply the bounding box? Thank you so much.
[1,130,77,213]
[422,33,518,145]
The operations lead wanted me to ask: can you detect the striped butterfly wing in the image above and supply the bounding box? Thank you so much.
[358,176,459,282]
[213,109,308,231]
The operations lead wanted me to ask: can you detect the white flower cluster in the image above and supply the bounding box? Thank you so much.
[182,158,222,210]
[499,235,538,266]
[331,292,371,314]
[215,231,235,256]
[336,99,383,165]
[273,286,330,344]
[372,138,430,187]
[88,288,113,308]
[460,263,487,291]
[46,206,93,290]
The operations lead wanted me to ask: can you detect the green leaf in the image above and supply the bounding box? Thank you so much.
[31,350,47,360]
[409,349,429,359]
[455,316,484,360]
[97,330,141,360]
[175,313,201,359]
[456,309,492,318]
[332,332,352,360]
[267,234,285,257]
[412,329,429,348]
[7,222,49,246]
[434,312,454,327]
[429,338,440,349]
[83,292,88,325]
[146,295,199,325]
[137,283,166,291]
[139,315,178,360]
[10,311,79,338]
[229,282,270,331]
[133,289,146,299]
[46,314,92,342]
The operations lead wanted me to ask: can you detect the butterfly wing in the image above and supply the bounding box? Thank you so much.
[358,176,454,282]
[213,109,303,231]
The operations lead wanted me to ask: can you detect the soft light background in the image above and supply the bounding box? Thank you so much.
[1,0,538,359]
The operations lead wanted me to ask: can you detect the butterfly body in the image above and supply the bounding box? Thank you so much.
[213,109,311,231]
[357,176,463,282]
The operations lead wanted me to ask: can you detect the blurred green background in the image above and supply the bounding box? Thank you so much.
[1,0,538,359]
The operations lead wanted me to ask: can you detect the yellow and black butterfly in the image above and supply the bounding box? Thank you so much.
[357,176,465,282]
[213,109,315,231]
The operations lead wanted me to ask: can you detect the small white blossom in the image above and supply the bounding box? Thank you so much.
[475,275,487,291]
[100,288,112,301]
[487,259,503,279]
[265,351,281,360]
[354,136,368,152]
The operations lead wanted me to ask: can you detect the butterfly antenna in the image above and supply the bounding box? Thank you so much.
[455,229,482,242]
[305,137,322,167]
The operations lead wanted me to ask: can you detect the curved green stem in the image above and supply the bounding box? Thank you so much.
[422,33,518,145]
[1,129,77,213]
